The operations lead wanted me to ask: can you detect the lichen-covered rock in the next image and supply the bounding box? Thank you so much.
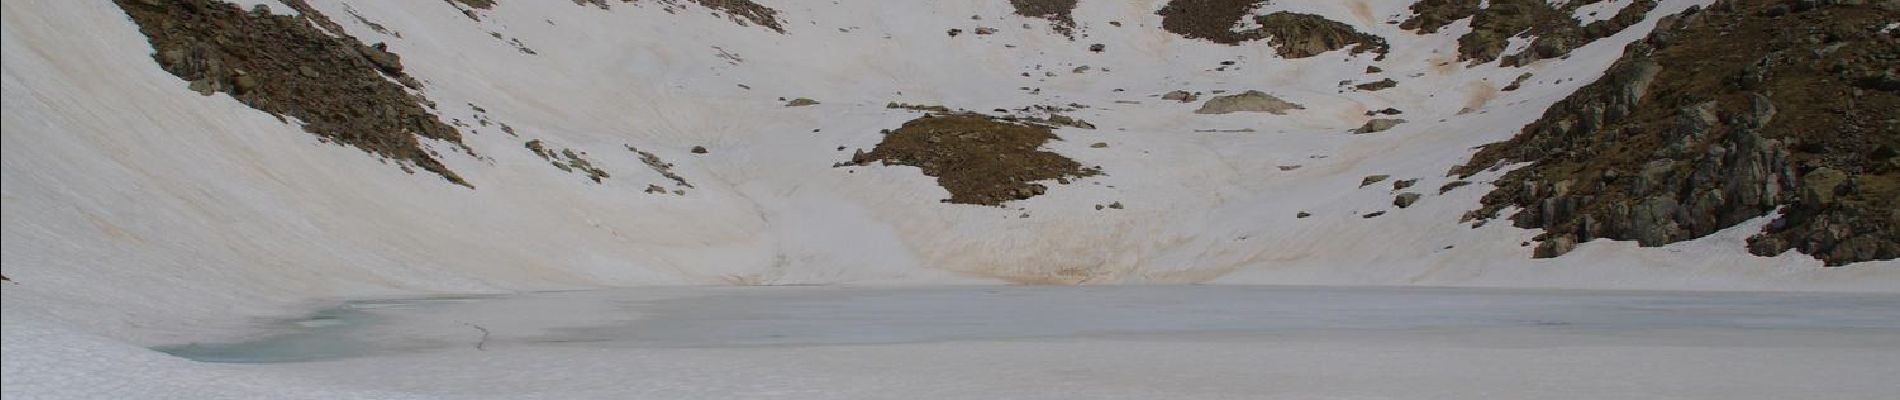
[1158,3,1387,59]
[1456,1,1900,266]
[1404,0,1659,65]
[113,0,470,185]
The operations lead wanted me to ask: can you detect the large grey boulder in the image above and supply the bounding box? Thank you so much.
[1194,90,1304,115]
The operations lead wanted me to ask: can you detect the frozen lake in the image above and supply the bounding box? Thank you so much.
[160,285,1900,362]
[142,286,1900,399]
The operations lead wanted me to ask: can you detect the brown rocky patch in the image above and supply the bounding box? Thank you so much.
[1404,0,1659,65]
[1156,0,1267,44]
[1455,1,1900,265]
[1399,0,1482,34]
[846,114,1101,206]
[1158,2,1387,59]
[1251,12,1389,59]
[114,0,470,186]
[1009,0,1079,37]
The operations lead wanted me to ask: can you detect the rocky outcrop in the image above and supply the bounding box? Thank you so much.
[1158,2,1387,59]
[1194,91,1304,115]
[1403,0,1659,65]
[1009,0,1079,37]
[1156,0,1267,44]
[1252,12,1390,59]
[846,114,1102,205]
[114,0,470,186]
[1455,1,1900,266]
[1400,0,1482,34]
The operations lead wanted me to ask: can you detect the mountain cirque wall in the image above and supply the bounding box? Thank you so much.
[1457,0,1900,265]
[1156,0,1388,58]
[112,0,471,185]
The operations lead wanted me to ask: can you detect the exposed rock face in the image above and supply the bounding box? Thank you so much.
[1194,90,1304,115]
[1162,90,1199,103]
[1158,2,1388,59]
[1456,1,1900,266]
[113,0,470,186]
[1251,12,1390,59]
[1354,119,1407,134]
[1399,0,1482,34]
[1009,0,1079,37]
[785,98,820,106]
[1156,0,1266,44]
[849,114,1102,205]
[1403,0,1659,65]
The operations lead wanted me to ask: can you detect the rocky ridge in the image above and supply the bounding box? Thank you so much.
[1456,0,1899,265]
[114,0,471,186]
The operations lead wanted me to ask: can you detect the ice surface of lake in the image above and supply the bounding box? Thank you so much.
[161,285,1900,358]
[147,286,1900,398]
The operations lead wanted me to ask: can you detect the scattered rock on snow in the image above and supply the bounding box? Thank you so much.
[1394,193,1422,208]
[1161,90,1198,103]
[1353,118,1407,134]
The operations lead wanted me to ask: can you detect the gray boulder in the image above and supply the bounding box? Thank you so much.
[1194,90,1304,115]
[1353,118,1406,134]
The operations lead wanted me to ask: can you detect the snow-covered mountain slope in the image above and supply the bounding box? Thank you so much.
[2,0,1896,396]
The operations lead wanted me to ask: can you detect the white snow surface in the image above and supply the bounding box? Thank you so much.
[2,0,1897,398]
